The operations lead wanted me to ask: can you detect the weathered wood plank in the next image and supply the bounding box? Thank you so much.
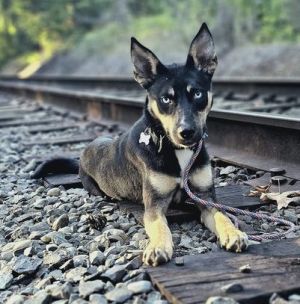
[215,184,262,209]
[0,118,63,128]
[244,173,300,193]
[27,123,81,133]
[148,237,300,304]
[0,108,39,121]
[24,134,96,146]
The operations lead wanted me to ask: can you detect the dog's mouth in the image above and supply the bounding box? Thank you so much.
[171,131,203,148]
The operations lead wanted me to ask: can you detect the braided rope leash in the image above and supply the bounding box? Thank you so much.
[183,134,296,242]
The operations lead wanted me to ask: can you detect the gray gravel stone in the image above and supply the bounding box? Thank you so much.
[47,188,61,197]
[6,294,25,304]
[89,294,108,304]
[45,282,73,299]
[206,297,239,304]
[24,290,51,304]
[71,299,89,304]
[221,283,244,293]
[126,256,142,270]
[0,272,13,290]
[51,300,68,304]
[52,215,69,231]
[43,250,68,268]
[1,239,32,253]
[101,264,127,283]
[127,280,152,294]
[32,198,48,209]
[239,264,251,273]
[89,250,105,266]
[1,251,13,261]
[105,287,133,303]
[41,232,67,245]
[46,244,58,251]
[12,255,42,275]
[79,280,105,298]
[23,159,36,173]
[65,267,87,282]
[220,166,237,176]
[289,294,300,301]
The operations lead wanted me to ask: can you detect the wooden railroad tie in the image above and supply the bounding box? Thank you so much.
[147,237,300,304]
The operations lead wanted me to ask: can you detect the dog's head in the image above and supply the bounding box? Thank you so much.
[131,23,217,148]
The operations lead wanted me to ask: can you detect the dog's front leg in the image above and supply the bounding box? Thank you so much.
[142,174,175,266]
[199,187,249,252]
[143,208,173,266]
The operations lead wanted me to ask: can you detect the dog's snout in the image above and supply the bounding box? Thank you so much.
[179,128,195,140]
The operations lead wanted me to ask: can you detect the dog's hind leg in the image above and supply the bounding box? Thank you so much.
[79,165,104,196]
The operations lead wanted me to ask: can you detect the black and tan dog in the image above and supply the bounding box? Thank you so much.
[34,23,248,266]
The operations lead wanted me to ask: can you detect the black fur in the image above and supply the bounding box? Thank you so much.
[32,158,79,179]
[31,24,248,266]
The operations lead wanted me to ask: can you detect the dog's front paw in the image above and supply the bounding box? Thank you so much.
[143,242,173,266]
[219,227,249,252]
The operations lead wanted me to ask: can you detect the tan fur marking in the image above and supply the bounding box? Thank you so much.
[149,99,178,144]
[148,171,177,195]
[143,212,173,266]
[190,165,213,190]
[200,208,248,252]
[207,91,213,107]
[214,211,249,252]
[168,87,175,96]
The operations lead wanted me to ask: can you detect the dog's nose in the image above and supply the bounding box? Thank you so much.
[179,128,195,140]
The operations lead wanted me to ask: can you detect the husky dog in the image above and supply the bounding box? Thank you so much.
[34,23,248,266]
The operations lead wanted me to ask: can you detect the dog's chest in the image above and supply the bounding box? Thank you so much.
[174,149,193,186]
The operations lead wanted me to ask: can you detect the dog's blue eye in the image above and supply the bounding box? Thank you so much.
[161,96,171,104]
[194,90,202,99]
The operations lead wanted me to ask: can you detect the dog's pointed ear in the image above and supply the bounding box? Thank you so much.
[186,23,217,75]
[131,37,167,89]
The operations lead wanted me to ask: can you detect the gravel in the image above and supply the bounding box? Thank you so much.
[105,287,133,303]
[12,255,42,275]
[79,280,105,298]
[0,94,299,303]
[0,272,13,290]
[127,280,152,294]
[206,297,239,304]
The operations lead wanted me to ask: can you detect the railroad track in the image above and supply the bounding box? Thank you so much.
[0,77,299,304]
[0,76,299,180]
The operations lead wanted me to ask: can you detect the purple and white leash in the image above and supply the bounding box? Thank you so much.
[183,134,296,242]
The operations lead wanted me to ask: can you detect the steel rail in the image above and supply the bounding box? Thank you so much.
[1,75,300,96]
[0,79,299,180]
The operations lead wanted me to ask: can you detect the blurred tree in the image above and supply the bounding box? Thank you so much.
[0,0,300,71]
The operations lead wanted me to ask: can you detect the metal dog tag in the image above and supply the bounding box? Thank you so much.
[139,132,151,145]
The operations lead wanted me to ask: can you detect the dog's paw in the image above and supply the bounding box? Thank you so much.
[143,242,173,267]
[219,227,249,252]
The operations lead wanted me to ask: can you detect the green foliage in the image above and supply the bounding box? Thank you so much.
[0,0,300,71]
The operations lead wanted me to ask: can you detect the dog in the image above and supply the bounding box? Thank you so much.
[34,23,249,266]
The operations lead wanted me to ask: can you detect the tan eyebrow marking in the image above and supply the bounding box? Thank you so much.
[187,84,192,92]
[168,87,175,96]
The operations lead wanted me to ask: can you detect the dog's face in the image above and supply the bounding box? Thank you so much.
[131,23,217,148]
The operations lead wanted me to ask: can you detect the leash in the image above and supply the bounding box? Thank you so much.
[183,134,296,242]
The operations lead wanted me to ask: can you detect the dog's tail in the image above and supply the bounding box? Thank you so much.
[32,157,79,179]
